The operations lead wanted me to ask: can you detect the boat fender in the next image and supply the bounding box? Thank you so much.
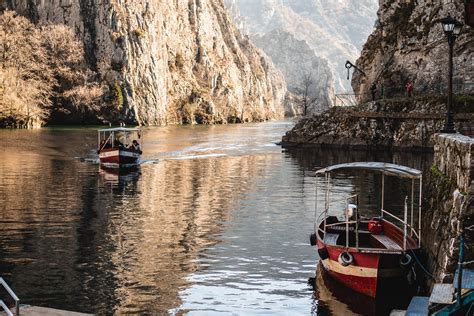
[310,233,317,246]
[318,247,329,260]
[338,252,353,266]
[400,253,413,267]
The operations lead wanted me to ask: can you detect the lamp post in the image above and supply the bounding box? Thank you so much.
[439,15,463,133]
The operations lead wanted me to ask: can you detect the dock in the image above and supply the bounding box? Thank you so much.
[0,306,92,316]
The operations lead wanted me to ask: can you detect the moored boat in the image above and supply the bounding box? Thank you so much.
[310,162,423,298]
[97,127,142,168]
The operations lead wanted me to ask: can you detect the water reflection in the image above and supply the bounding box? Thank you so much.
[0,123,433,315]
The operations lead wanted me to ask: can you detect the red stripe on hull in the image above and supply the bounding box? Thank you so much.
[100,155,139,165]
[99,148,140,167]
[327,270,377,298]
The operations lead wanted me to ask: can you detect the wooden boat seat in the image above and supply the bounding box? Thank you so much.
[324,233,340,246]
[327,225,370,234]
[371,234,402,250]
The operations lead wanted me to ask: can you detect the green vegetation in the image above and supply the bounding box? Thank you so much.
[454,95,474,113]
[430,165,457,193]
[111,80,124,109]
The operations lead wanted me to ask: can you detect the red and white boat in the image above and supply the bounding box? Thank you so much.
[97,127,142,168]
[310,162,422,298]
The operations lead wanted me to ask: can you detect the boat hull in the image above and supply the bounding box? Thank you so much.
[317,240,405,298]
[99,148,140,168]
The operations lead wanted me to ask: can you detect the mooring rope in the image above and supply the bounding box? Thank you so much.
[409,249,435,280]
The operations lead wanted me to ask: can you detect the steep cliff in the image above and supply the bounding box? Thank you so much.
[352,0,473,98]
[3,0,287,126]
[225,0,378,93]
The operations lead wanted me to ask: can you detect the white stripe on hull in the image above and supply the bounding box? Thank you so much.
[99,150,140,159]
[322,258,378,278]
[321,259,403,278]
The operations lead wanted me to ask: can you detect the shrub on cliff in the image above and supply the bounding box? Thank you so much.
[0,10,107,127]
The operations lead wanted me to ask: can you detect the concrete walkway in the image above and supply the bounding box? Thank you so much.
[1,306,92,316]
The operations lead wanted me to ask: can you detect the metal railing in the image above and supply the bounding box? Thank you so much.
[334,82,474,106]
[0,277,19,316]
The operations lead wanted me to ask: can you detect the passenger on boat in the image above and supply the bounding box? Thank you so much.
[131,140,142,153]
[346,204,359,221]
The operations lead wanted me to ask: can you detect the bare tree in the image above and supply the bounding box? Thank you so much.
[295,72,318,116]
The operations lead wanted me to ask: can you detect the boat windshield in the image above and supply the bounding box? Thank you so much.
[98,128,141,150]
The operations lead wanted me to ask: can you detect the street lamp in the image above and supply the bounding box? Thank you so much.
[439,15,463,133]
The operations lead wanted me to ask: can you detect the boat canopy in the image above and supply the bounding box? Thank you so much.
[98,127,141,133]
[315,162,422,179]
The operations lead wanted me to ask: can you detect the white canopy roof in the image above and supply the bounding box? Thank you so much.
[315,162,422,179]
[98,127,141,133]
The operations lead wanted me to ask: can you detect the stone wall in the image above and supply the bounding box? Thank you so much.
[434,134,474,193]
[423,133,473,286]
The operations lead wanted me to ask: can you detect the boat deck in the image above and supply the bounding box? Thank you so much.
[318,218,418,252]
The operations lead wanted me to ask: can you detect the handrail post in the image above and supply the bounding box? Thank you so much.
[356,195,359,249]
[0,300,13,316]
[381,174,385,218]
[411,179,414,236]
[0,278,20,316]
[403,196,408,250]
[457,233,464,308]
[345,197,349,248]
[419,176,422,247]
[314,175,318,233]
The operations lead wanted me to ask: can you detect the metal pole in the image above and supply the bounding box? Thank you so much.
[356,195,359,250]
[314,175,318,233]
[442,35,455,133]
[457,233,464,307]
[419,177,422,247]
[404,196,408,250]
[381,174,385,216]
[346,197,349,248]
[411,179,414,236]
[324,173,329,237]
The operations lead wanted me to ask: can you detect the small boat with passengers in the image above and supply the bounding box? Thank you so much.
[97,127,142,168]
[310,162,422,298]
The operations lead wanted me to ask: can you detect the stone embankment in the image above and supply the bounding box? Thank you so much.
[281,97,474,149]
[423,133,473,286]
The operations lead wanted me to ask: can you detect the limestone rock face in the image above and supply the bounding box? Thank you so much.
[5,0,287,125]
[352,1,474,99]
[252,29,335,114]
[280,97,473,148]
[225,0,378,93]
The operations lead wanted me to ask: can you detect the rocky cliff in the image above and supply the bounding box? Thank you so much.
[3,0,287,126]
[281,1,473,149]
[352,0,473,98]
[225,0,378,93]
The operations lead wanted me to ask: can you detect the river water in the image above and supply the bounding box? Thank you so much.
[0,121,431,315]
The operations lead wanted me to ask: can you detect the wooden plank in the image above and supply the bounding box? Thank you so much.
[371,234,403,250]
[324,233,339,246]
[429,283,454,304]
[453,268,474,289]
[406,296,429,316]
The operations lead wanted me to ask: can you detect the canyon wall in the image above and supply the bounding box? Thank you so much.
[352,0,473,99]
[2,0,287,125]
